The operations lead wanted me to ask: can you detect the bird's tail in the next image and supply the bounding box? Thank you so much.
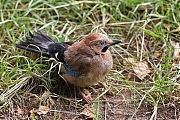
[16,31,55,57]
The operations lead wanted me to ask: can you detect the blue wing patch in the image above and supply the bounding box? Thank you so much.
[64,63,83,76]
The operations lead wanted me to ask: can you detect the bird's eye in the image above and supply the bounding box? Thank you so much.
[98,40,105,47]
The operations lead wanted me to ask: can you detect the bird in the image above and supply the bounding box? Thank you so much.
[16,31,120,103]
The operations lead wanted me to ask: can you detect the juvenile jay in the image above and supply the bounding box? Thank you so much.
[16,31,120,102]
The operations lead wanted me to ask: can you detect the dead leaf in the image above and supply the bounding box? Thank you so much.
[123,57,136,65]
[172,60,180,68]
[163,24,180,33]
[170,41,180,67]
[163,23,170,31]
[124,58,150,79]
[133,61,150,79]
[171,26,180,32]
[172,41,180,59]
[80,104,94,119]
[15,106,24,115]
[173,43,180,59]
[127,72,134,80]
[170,40,176,48]
[127,57,136,64]
[24,109,31,115]
[33,106,50,115]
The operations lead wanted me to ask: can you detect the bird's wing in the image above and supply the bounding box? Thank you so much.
[73,55,92,73]
[16,31,56,57]
[64,55,92,75]
[16,31,74,62]
[48,42,71,62]
[64,44,95,74]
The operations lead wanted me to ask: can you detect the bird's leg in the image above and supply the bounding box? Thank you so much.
[77,87,93,104]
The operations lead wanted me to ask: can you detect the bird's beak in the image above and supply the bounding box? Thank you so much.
[101,40,120,52]
[109,40,121,46]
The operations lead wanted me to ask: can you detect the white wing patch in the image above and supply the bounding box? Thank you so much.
[55,52,59,60]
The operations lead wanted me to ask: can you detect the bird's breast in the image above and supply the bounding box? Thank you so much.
[62,49,113,87]
[91,51,113,76]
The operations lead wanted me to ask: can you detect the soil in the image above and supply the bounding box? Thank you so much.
[1,77,180,120]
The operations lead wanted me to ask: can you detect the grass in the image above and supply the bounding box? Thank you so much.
[1,0,180,119]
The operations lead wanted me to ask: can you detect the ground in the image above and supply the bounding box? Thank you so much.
[1,0,180,120]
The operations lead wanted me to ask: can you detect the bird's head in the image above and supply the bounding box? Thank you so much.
[83,33,120,54]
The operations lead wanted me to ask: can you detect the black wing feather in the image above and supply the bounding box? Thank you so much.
[16,31,73,62]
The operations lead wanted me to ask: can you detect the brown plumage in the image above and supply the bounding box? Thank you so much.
[16,31,120,87]
[62,33,119,87]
